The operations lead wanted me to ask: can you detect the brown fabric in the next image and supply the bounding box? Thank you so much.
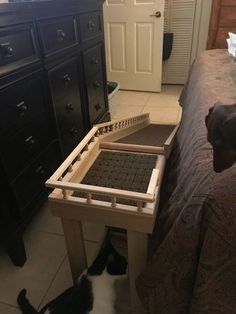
[116,124,175,147]
[136,49,236,313]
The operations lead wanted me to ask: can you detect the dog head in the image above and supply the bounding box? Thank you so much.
[205,102,236,172]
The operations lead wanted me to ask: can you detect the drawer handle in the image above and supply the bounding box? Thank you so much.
[95,103,101,111]
[93,81,101,89]
[57,29,66,41]
[0,42,13,58]
[16,101,28,114]
[35,165,45,176]
[66,103,74,111]
[70,127,78,135]
[91,58,98,65]
[63,74,71,85]
[25,135,35,146]
[88,20,96,30]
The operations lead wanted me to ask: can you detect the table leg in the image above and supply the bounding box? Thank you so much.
[127,230,148,314]
[61,218,87,282]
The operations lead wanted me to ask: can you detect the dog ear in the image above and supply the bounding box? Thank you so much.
[205,102,224,127]
[222,112,236,150]
[205,102,236,172]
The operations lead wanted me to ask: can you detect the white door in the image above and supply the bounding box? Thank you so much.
[103,0,164,92]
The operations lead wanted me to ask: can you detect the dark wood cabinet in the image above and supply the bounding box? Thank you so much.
[208,0,236,49]
[0,0,110,266]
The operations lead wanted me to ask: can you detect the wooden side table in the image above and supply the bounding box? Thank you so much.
[46,114,178,314]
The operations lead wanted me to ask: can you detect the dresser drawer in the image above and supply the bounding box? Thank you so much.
[38,16,77,57]
[89,93,106,124]
[12,143,60,211]
[0,73,47,137]
[83,44,102,78]
[59,120,84,158]
[79,12,102,42]
[0,116,52,180]
[0,24,39,75]
[54,97,84,158]
[86,70,104,104]
[49,59,80,102]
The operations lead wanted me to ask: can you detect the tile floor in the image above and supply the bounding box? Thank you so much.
[0,84,183,314]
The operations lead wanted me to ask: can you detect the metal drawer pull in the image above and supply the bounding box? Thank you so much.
[0,42,13,58]
[70,127,78,135]
[25,135,35,146]
[88,20,96,30]
[150,11,161,18]
[57,29,66,41]
[16,101,28,114]
[95,103,101,111]
[63,74,71,84]
[91,58,98,65]
[93,81,101,88]
[35,165,45,176]
[66,103,74,111]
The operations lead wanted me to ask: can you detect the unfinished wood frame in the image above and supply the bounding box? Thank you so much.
[46,113,179,314]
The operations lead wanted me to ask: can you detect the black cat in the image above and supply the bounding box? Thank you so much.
[17,242,127,314]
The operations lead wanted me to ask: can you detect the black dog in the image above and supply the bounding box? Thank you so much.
[205,102,236,172]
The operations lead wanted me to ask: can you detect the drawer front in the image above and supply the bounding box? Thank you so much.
[13,143,60,211]
[83,44,102,78]
[49,59,80,102]
[0,24,39,72]
[54,96,84,158]
[38,16,77,57]
[89,93,106,124]
[0,116,52,180]
[0,73,47,137]
[87,71,104,104]
[79,12,102,42]
[49,59,85,157]
[59,119,84,158]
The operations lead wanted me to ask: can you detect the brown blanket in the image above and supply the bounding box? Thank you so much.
[136,50,236,314]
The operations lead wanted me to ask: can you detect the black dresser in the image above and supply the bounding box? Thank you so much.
[0,0,110,266]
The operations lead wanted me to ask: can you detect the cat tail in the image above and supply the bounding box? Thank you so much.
[17,289,40,314]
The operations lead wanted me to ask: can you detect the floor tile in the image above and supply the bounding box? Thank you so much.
[161,84,183,96]
[30,201,63,235]
[142,105,181,124]
[111,90,151,107]
[39,241,101,308]
[30,201,107,243]
[0,303,21,314]
[143,85,182,108]
[110,103,144,120]
[110,85,183,123]
[145,91,180,108]
[39,256,73,308]
[0,228,66,308]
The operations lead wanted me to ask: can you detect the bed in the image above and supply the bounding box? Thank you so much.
[136,49,236,313]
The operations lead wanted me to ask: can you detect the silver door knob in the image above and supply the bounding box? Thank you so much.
[150,11,161,18]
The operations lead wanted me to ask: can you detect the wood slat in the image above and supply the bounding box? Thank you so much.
[46,180,156,203]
